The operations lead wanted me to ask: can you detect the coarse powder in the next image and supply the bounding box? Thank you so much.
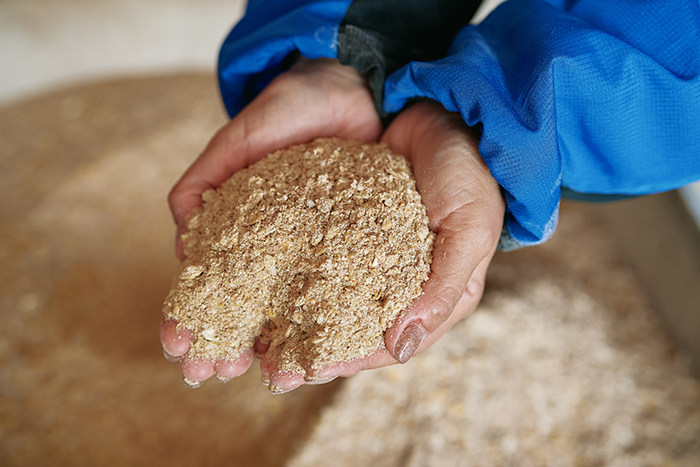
[162,138,435,374]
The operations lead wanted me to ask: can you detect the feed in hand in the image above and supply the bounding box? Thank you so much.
[162,138,434,375]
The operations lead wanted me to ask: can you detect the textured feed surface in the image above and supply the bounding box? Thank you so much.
[162,138,434,373]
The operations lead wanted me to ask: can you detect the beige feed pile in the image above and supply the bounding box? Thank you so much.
[163,138,434,374]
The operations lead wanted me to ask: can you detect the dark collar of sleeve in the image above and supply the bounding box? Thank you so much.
[338,0,483,123]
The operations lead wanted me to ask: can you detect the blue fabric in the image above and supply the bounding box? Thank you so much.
[384,0,700,248]
[218,0,354,117]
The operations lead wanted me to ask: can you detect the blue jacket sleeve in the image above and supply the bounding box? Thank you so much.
[218,0,481,120]
[218,0,354,118]
[384,0,700,249]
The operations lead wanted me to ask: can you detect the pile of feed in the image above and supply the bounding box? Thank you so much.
[162,138,434,374]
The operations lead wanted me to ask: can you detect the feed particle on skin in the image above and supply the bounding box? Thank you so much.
[162,138,435,374]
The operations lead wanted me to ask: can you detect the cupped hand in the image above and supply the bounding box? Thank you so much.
[292,101,506,389]
[161,58,382,387]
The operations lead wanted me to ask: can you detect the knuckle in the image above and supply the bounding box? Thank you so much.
[422,286,462,332]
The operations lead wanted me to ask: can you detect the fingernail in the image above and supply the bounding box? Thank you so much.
[261,375,270,386]
[182,376,202,389]
[215,374,232,384]
[395,322,427,364]
[304,375,337,385]
[163,348,182,363]
[268,384,295,395]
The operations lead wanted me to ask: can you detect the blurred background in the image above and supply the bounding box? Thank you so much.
[0,0,245,105]
[1,0,699,465]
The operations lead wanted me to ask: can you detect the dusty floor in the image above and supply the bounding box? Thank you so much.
[0,74,699,466]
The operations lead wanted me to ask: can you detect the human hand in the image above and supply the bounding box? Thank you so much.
[267,101,506,392]
[161,58,382,387]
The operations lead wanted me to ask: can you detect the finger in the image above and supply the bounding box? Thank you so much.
[180,357,215,388]
[253,339,269,358]
[214,348,255,382]
[305,359,366,382]
[381,101,504,363]
[310,348,394,380]
[379,259,493,367]
[162,319,255,385]
[260,358,306,394]
[160,319,191,361]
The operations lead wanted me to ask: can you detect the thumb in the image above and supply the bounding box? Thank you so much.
[380,101,504,363]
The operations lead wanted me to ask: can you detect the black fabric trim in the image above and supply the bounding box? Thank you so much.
[338,0,483,122]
